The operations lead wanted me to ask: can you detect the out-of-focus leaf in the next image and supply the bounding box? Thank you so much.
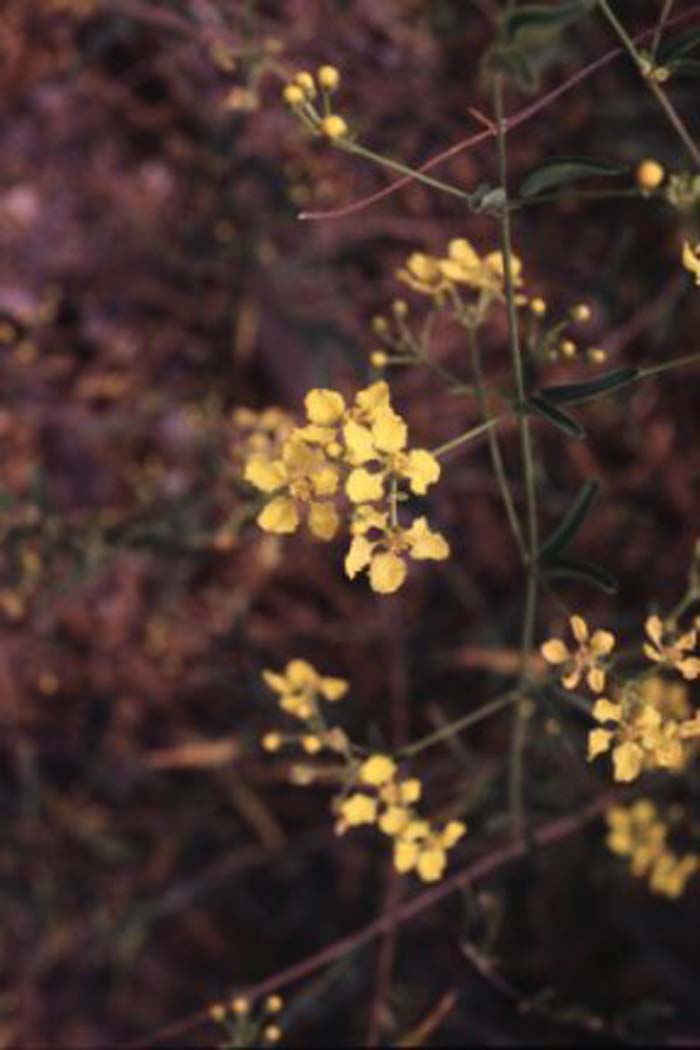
[524,394,585,439]
[502,0,595,46]
[538,367,639,405]
[658,27,700,65]
[540,480,600,560]
[519,156,628,198]
[544,557,618,594]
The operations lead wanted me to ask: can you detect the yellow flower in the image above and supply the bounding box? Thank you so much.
[396,253,452,299]
[606,801,698,899]
[393,819,466,882]
[682,240,700,285]
[246,438,340,540]
[305,389,347,426]
[339,793,378,827]
[345,512,449,594]
[541,614,615,692]
[438,238,523,297]
[359,754,397,787]
[262,659,348,721]
[643,614,700,679]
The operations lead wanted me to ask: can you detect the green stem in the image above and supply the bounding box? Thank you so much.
[597,0,700,170]
[431,417,501,458]
[466,325,527,560]
[651,0,676,59]
[494,75,540,843]
[639,349,700,379]
[399,691,519,758]
[338,139,475,205]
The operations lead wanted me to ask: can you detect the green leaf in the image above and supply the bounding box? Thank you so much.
[502,0,595,46]
[485,45,539,93]
[524,395,585,439]
[539,480,600,560]
[544,557,618,594]
[538,366,639,405]
[519,156,628,198]
[658,27,700,65]
[668,58,700,78]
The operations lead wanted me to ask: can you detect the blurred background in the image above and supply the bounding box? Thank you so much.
[2,0,700,1045]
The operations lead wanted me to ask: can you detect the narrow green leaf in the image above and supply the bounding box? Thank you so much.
[519,156,628,198]
[538,366,639,405]
[524,394,585,439]
[658,27,700,65]
[539,480,600,560]
[544,557,618,594]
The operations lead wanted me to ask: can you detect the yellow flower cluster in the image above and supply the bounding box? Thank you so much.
[397,237,523,305]
[261,667,465,883]
[644,614,700,679]
[282,67,349,141]
[244,381,449,593]
[606,800,698,899]
[541,614,615,693]
[261,659,349,756]
[335,754,466,882]
[544,614,700,782]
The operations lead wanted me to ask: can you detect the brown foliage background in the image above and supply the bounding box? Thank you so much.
[2,0,700,1046]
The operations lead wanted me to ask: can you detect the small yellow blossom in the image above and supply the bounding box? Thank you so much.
[339,792,378,827]
[397,253,452,300]
[439,237,523,297]
[541,614,615,692]
[393,819,466,882]
[644,615,700,679]
[345,511,449,594]
[359,753,397,786]
[246,437,340,540]
[682,240,700,285]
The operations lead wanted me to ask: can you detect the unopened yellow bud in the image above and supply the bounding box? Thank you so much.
[262,732,282,753]
[637,159,665,191]
[560,339,577,359]
[294,71,316,97]
[392,299,408,317]
[371,315,389,334]
[265,995,284,1013]
[587,347,608,365]
[371,351,388,368]
[530,297,547,316]
[209,1003,227,1022]
[264,1026,282,1044]
[571,302,591,323]
[320,114,348,140]
[301,734,322,754]
[231,997,250,1015]
[283,83,305,107]
[317,65,340,91]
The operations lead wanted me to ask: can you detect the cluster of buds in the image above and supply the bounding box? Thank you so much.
[606,800,698,899]
[282,67,348,141]
[208,994,284,1047]
[527,298,608,368]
